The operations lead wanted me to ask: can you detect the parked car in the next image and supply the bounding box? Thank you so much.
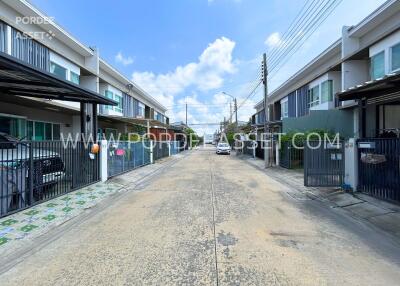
[216,142,231,155]
[0,133,65,212]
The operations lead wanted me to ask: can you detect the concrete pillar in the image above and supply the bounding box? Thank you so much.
[344,138,358,191]
[168,141,171,157]
[150,140,154,164]
[100,140,108,182]
[275,141,280,166]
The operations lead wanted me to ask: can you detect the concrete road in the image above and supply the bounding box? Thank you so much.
[1,148,400,285]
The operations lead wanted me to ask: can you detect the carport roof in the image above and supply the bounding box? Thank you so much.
[0,51,116,105]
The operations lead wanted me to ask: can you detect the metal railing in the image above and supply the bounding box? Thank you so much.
[153,141,169,161]
[107,141,151,178]
[357,138,400,202]
[279,141,304,169]
[0,140,99,218]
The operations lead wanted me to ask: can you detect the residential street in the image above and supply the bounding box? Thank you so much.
[1,148,400,285]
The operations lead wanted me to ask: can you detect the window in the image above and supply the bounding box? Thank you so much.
[104,90,123,113]
[114,95,123,113]
[391,43,400,72]
[371,51,385,80]
[105,90,114,110]
[137,102,145,118]
[308,85,320,107]
[0,115,26,139]
[28,120,61,141]
[70,71,80,84]
[50,61,67,80]
[52,124,61,140]
[321,80,333,103]
[281,100,288,119]
[154,111,159,120]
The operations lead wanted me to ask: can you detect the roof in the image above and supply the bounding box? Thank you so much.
[100,115,169,129]
[0,52,116,105]
[347,0,400,38]
[337,72,400,101]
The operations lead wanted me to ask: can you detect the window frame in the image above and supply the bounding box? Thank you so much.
[370,51,385,80]
[308,85,320,108]
[70,70,80,84]
[321,80,333,103]
[390,42,400,73]
[50,61,67,80]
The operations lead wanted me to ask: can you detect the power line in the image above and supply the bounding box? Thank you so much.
[269,0,343,79]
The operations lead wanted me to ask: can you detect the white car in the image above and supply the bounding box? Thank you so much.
[216,142,231,155]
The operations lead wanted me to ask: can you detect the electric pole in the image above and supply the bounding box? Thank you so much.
[185,99,188,126]
[230,102,232,123]
[262,53,271,168]
[234,97,238,129]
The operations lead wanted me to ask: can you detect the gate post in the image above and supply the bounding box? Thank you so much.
[344,138,358,191]
[275,141,280,166]
[168,141,171,157]
[150,140,154,164]
[100,140,108,182]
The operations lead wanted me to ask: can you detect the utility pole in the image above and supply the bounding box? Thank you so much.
[185,99,188,126]
[262,53,271,168]
[229,102,232,123]
[234,97,238,130]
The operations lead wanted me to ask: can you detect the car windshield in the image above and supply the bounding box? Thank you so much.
[218,143,229,147]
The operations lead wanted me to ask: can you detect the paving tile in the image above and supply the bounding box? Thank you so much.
[20,224,38,232]
[1,219,18,226]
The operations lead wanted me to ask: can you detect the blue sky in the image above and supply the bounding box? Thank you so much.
[31,0,386,134]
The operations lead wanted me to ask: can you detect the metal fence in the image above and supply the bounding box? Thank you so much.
[153,141,170,161]
[304,140,344,187]
[279,141,304,169]
[357,138,400,202]
[107,141,151,178]
[1,140,99,217]
[170,141,181,155]
[242,141,255,157]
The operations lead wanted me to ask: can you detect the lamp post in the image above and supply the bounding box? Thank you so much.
[222,92,238,130]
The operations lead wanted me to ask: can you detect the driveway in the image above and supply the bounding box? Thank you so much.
[1,148,400,285]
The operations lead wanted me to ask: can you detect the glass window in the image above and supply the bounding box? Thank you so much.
[45,123,52,140]
[114,95,123,113]
[281,100,288,119]
[34,122,45,141]
[70,71,80,84]
[50,61,67,80]
[371,51,385,80]
[27,121,34,140]
[105,90,114,110]
[391,43,400,72]
[52,124,61,140]
[308,85,320,107]
[321,80,333,103]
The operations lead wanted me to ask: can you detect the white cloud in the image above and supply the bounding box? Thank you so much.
[115,52,134,66]
[132,37,237,119]
[264,32,282,48]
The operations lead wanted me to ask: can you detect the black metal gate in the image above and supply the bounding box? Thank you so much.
[304,141,344,187]
[0,140,100,218]
[279,141,304,169]
[357,138,400,202]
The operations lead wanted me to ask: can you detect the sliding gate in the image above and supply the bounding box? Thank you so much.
[304,141,344,187]
[357,138,400,202]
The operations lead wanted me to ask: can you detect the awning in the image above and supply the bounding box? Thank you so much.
[337,72,400,101]
[0,51,116,105]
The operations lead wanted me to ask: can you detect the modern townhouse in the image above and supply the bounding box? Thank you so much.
[0,0,177,218]
[250,0,400,203]
[0,0,169,143]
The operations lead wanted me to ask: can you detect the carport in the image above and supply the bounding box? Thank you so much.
[0,51,116,217]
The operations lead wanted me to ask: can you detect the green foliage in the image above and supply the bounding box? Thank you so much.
[280,129,340,146]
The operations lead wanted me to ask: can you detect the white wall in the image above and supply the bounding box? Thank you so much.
[369,29,400,74]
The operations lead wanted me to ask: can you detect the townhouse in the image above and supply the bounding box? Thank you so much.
[0,0,169,142]
[251,0,400,202]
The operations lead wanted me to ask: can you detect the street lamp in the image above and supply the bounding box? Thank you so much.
[222,92,238,128]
